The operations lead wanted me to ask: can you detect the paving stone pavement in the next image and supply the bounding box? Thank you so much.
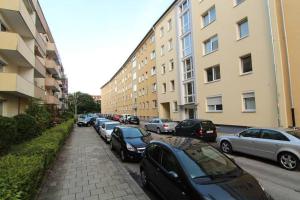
[37,126,150,200]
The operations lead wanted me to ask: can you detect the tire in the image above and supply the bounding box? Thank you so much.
[278,152,299,171]
[140,168,149,188]
[220,141,233,154]
[120,149,127,162]
[110,140,114,151]
[157,128,161,134]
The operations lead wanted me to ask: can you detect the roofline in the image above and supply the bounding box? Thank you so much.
[101,0,178,89]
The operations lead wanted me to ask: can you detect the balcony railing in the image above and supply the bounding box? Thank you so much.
[0,73,34,97]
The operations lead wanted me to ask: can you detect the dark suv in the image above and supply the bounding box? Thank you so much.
[128,116,140,125]
[174,119,217,142]
[140,137,272,200]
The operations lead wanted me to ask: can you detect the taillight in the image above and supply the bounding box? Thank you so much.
[196,128,203,136]
[163,124,168,128]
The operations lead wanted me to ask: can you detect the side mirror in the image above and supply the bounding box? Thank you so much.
[168,171,179,180]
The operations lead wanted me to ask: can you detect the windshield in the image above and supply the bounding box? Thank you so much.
[161,119,171,122]
[123,128,148,138]
[106,124,119,130]
[177,146,240,180]
[201,121,215,129]
[287,130,300,139]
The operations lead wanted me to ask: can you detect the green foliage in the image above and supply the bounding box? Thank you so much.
[25,100,51,132]
[0,117,17,152]
[68,92,100,114]
[0,119,74,200]
[14,114,40,143]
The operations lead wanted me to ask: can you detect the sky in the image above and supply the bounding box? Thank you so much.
[39,0,174,95]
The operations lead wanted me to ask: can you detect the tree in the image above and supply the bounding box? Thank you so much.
[68,92,100,115]
[25,100,51,131]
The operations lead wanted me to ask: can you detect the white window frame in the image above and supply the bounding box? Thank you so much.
[240,54,252,74]
[205,65,221,83]
[168,39,173,51]
[184,81,195,104]
[169,59,174,71]
[238,18,249,39]
[203,35,218,55]
[242,92,256,112]
[183,34,192,57]
[150,50,156,60]
[161,64,166,74]
[234,0,245,6]
[183,57,194,80]
[170,80,175,91]
[173,101,178,112]
[160,27,164,38]
[202,6,216,27]
[167,19,172,31]
[151,66,156,76]
[206,96,223,112]
[162,83,167,94]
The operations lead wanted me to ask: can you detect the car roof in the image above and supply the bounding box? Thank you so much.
[104,121,120,124]
[150,136,209,151]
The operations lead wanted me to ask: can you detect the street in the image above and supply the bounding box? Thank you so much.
[110,125,300,200]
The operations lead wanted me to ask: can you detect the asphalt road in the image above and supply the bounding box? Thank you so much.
[95,123,300,200]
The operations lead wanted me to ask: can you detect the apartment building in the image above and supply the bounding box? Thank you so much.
[101,0,299,128]
[0,0,67,117]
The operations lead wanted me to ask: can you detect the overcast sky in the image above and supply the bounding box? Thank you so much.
[39,0,174,95]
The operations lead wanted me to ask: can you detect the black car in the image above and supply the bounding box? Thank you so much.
[174,119,217,142]
[110,126,151,162]
[140,137,272,200]
[128,116,140,125]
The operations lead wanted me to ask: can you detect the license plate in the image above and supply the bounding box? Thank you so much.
[207,130,213,134]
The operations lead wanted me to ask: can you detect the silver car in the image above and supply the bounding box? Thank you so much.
[217,128,300,170]
[100,121,120,143]
[144,118,178,134]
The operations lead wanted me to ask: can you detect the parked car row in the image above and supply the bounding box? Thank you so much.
[101,114,140,125]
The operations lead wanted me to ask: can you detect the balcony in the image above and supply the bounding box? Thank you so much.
[34,85,45,101]
[35,32,46,55]
[0,0,36,38]
[35,56,46,78]
[45,59,59,76]
[45,77,60,92]
[46,95,59,105]
[47,42,59,59]
[0,73,34,97]
[31,0,47,34]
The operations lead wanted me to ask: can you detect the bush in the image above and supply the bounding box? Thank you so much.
[0,117,17,152]
[14,114,40,143]
[25,100,51,132]
[0,119,74,200]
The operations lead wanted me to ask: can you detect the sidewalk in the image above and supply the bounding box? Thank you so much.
[37,126,149,200]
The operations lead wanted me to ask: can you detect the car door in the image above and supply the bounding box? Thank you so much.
[147,120,154,132]
[157,148,190,200]
[175,120,188,136]
[255,129,290,160]
[112,128,121,152]
[233,129,262,155]
[100,124,106,137]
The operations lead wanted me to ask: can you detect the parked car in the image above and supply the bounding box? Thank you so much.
[100,121,120,143]
[113,114,121,121]
[140,137,272,200]
[217,128,300,170]
[174,119,217,142]
[110,126,151,162]
[77,115,90,127]
[127,116,140,125]
[118,114,132,123]
[144,118,178,134]
[94,118,109,133]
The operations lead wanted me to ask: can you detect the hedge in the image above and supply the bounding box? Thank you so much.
[0,117,17,151]
[0,119,74,200]
[14,114,40,144]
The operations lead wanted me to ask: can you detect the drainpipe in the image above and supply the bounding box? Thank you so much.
[280,0,296,127]
[266,0,281,127]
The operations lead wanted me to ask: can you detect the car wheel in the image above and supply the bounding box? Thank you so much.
[157,128,161,134]
[140,169,149,188]
[279,152,298,170]
[120,149,127,162]
[110,141,114,151]
[221,141,232,154]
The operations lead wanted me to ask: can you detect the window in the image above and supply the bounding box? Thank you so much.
[183,58,193,80]
[235,0,245,6]
[169,59,174,71]
[181,12,191,34]
[240,129,261,138]
[240,54,252,74]
[242,92,256,112]
[238,18,249,39]
[132,72,136,80]
[0,21,7,32]
[132,59,137,68]
[152,83,157,92]
[160,27,164,37]
[150,35,155,43]
[207,96,223,112]
[162,83,166,93]
[183,34,192,57]
[168,39,173,51]
[170,80,175,91]
[202,6,216,27]
[161,64,166,74]
[167,19,172,31]
[150,50,156,60]
[204,35,218,55]
[153,100,158,108]
[133,84,137,92]
[180,0,189,13]
[261,130,289,141]
[173,101,178,112]
[151,66,156,75]
[147,144,162,163]
[206,65,220,82]
[161,45,165,56]
[161,149,180,174]
[184,82,195,103]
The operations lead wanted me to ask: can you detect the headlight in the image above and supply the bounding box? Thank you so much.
[126,143,136,152]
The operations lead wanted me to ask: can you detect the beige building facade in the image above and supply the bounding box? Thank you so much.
[0,0,68,117]
[101,0,299,128]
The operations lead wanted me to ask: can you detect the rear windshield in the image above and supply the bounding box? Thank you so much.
[122,128,148,138]
[287,130,300,139]
[161,119,171,122]
[200,121,215,129]
[106,124,119,130]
